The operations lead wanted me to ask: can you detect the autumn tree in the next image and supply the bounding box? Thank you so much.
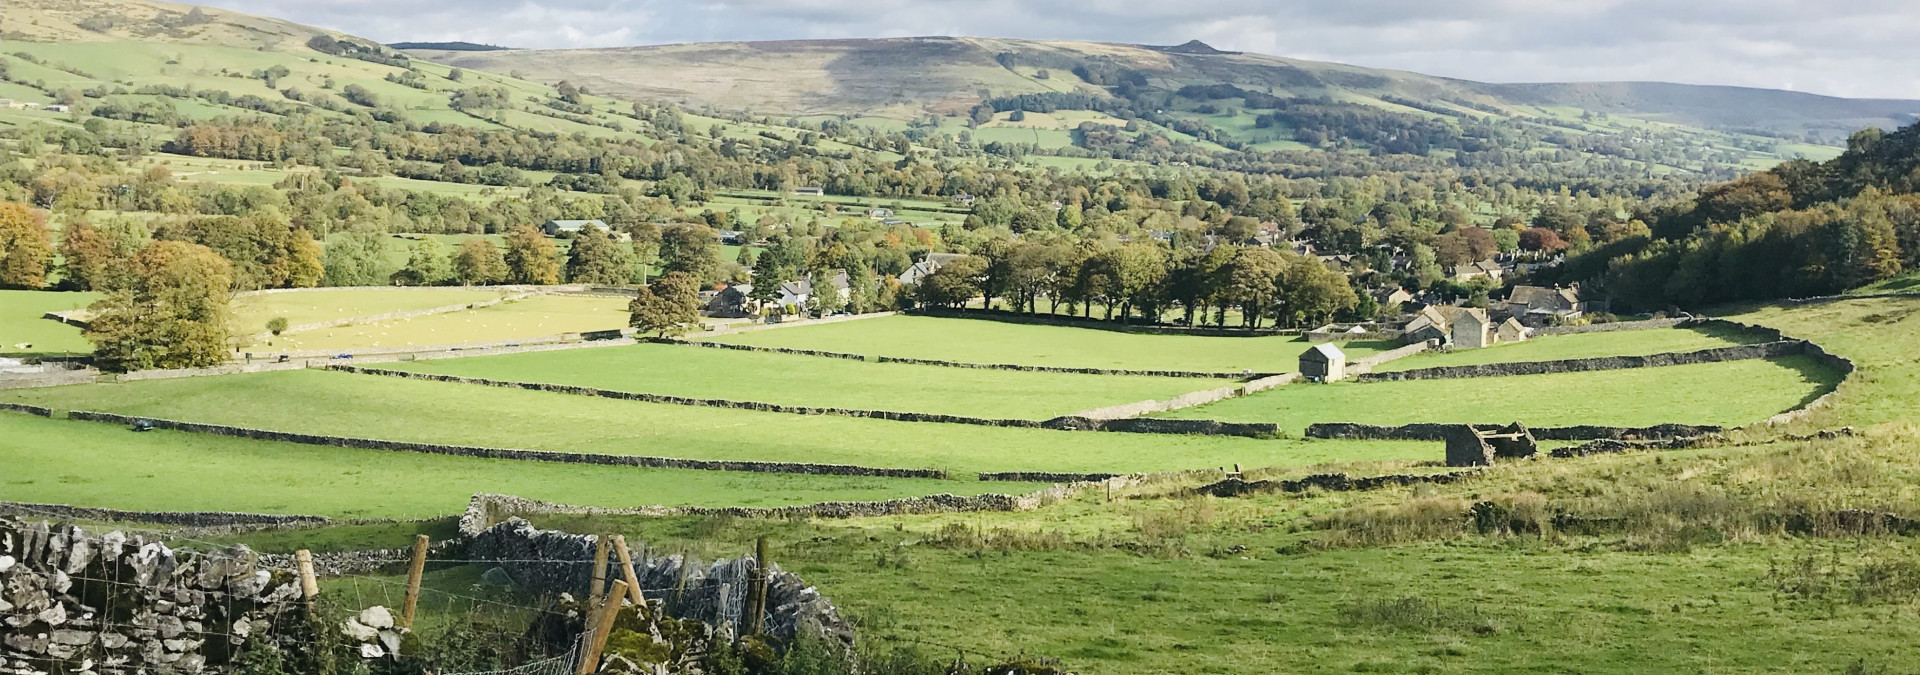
[1223,246,1285,328]
[453,238,506,285]
[58,218,120,291]
[658,223,719,281]
[628,272,700,337]
[86,240,233,372]
[391,237,452,286]
[0,202,53,289]
[503,225,560,285]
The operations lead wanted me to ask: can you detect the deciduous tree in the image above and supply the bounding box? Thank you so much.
[86,240,233,372]
[503,225,559,285]
[628,272,699,337]
[0,202,53,289]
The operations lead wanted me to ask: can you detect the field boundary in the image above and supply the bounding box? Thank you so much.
[1354,339,1807,382]
[250,289,546,339]
[1066,372,1297,420]
[1305,421,1724,441]
[56,409,952,478]
[675,339,1268,378]
[0,499,331,528]
[329,364,1283,438]
[1533,317,1694,336]
[907,307,1306,336]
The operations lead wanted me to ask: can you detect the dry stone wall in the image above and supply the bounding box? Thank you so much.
[0,518,310,674]
[1354,340,1806,382]
[1306,421,1723,441]
[871,355,1266,379]
[254,291,543,340]
[1192,469,1480,498]
[1534,317,1693,336]
[0,501,329,530]
[1,403,52,417]
[1343,341,1434,377]
[463,519,850,642]
[63,410,949,479]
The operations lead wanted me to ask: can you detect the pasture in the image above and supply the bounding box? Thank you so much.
[1162,356,1838,432]
[230,287,508,333]
[1372,325,1766,372]
[708,315,1395,372]
[1720,295,1920,428]
[382,341,1228,419]
[0,290,97,356]
[0,369,1436,475]
[0,413,1027,520]
[255,294,629,352]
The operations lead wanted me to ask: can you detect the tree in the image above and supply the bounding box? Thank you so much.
[564,225,632,285]
[0,202,53,289]
[322,230,386,286]
[85,240,233,372]
[391,237,452,286]
[1519,227,1570,252]
[627,222,661,283]
[1223,247,1286,328]
[1109,244,1169,322]
[266,316,288,335]
[659,223,719,281]
[503,225,560,284]
[747,249,790,312]
[58,218,121,291]
[453,238,506,285]
[1277,256,1359,327]
[915,255,987,308]
[628,272,700,337]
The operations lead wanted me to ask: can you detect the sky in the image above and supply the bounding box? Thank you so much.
[201,0,1920,99]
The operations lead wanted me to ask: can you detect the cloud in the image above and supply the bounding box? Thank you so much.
[199,0,1920,99]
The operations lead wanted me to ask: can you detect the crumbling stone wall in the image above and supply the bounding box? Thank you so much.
[64,410,948,479]
[667,340,871,361]
[464,520,849,642]
[870,355,1262,379]
[1192,469,1480,498]
[1354,340,1807,382]
[907,307,1304,337]
[0,518,309,674]
[1342,341,1434,377]
[1533,317,1692,336]
[0,403,52,417]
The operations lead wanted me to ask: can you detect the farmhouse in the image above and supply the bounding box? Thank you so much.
[1451,308,1493,349]
[868,208,894,219]
[793,186,824,196]
[1373,287,1416,310]
[777,270,852,307]
[705,284,752,318]
[898,253,965,285]
[1453,259,1505,282]
[1299,343,1347,382]
[540,219,609,236]
[1500,284,1607,324]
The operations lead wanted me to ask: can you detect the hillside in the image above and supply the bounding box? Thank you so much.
[409,36,1920,146]
[0,0,332,49]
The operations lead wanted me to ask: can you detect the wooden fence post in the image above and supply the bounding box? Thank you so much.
[577,580,629,675]
[401,535,429,628]
[294,549,319,601]
[611,535,646,607]
[589,535,610,604]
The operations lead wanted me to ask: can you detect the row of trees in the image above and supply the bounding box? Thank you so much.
[914,240,1360,329]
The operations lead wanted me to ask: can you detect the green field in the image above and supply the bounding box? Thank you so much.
[0,413,1031,519]
[0,369,1436,475]
[257,294,629,352]
[709,315,1394,372]
[231,288,509,333]
[383,341,1226,419]
[1162,356,1838,431]
[1,290,99,356]
[1721,296,1920,429]
[1373,325,1764,372]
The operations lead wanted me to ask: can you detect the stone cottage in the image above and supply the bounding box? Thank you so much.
[1452,308,1493,349]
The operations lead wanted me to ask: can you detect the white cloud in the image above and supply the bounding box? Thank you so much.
[198,0,1920,99]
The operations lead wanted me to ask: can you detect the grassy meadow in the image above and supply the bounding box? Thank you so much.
[0,368,1438,475]
[709,315,1396,372]
[383,341,1229,419]
[1721,295,1920,429]
[1163,356,1837,431]
[1373,325,1765,372]
[255,294,630,352]
[230,287,508,332]
[0,290,98,356]
[0,412,1031,519]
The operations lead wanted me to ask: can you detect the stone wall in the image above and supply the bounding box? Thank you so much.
[1,403,53,416]
[254,290,543,340]
[1343,341,1434,377]
[1192,469,1480,498]
[1065,373,1297,421]
[975,471,1121,483]
[333,365,1283,438]
[0,500,329,530]
[871,355,1264,379]
[907,307,1304,337]
[1353,340,1806,382]
[1304,329,1403,343]
[0,369,97,389]
[1760,334,1856,427]
[1305,421,1723,441]
[64,410,949,479]
[0,518,309,674]
[672,340,871,361]
[1533,317,1692,336]
[464,519,849,643]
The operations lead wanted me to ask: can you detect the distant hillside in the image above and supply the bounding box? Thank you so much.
[388,41,511,52]
[408,36,1920,143]
[0,0,334,49]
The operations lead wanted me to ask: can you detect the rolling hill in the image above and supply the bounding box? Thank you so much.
[408,36,1920,148]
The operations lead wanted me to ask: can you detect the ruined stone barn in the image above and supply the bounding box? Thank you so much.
[1299,343,1347,382]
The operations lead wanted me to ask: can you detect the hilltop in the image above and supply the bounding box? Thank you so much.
[0,0,334,49]
[407,35,1920,144]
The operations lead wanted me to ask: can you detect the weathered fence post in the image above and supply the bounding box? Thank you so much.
[295,549,319,601]
[401,534,429,628]
[577,580,629,675]
[589,534,610,604]
[744,537,769,636]
[611,535,646,606]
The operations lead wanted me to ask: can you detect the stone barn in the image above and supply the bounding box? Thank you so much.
[1299,343,1347,382]
[1452,308,1493,349]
